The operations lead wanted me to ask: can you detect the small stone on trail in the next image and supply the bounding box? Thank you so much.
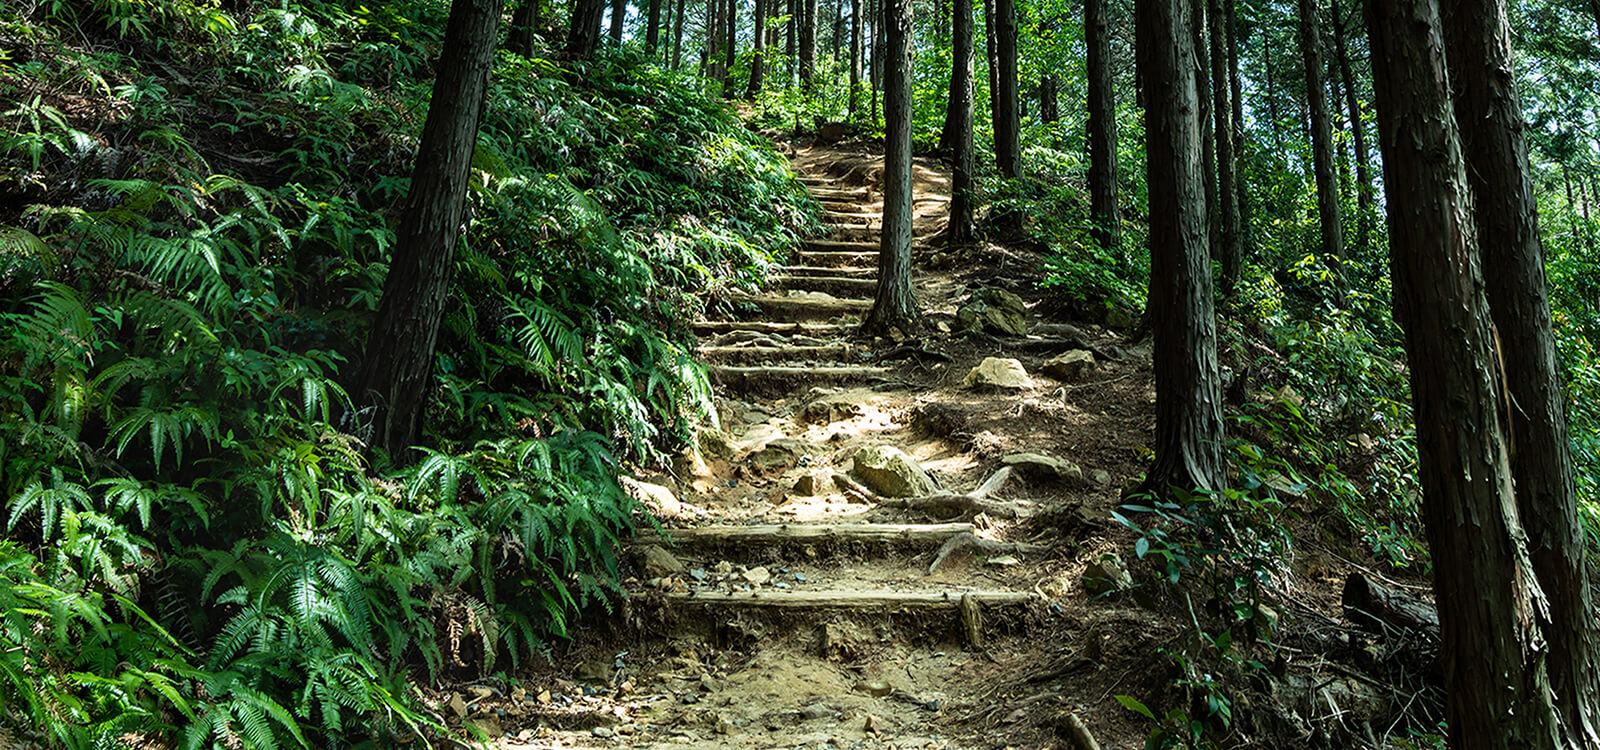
[637,545,686,578]
[855,679,894,697]
[987,555,1021,566]
[864,714,884,734]
[794,470,834,496]
[714,560,734,575]
[620,476,681,516]
[1090,468,1113,486]
[742,566,771,586]
[850,445,939,498]
[689,567,707,582]
[591,726,615,738]
[468,715,503,737]
[801,703,833,720]
[1082,552,1133,598]
[954,288,1028,336]
[448,693,469,717]
[962,357,1033,389]
[1001,452,1084,483]
[1041,350,1095,381]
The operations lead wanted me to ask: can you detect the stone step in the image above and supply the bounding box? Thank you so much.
[774,274,879,297]
[697,344,858,365]
[710,364,893,395]
[720,294,870,322]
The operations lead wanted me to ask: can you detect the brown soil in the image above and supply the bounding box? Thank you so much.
[432,139,1437,750]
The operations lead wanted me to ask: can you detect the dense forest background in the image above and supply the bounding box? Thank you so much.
[2,0,1599,746]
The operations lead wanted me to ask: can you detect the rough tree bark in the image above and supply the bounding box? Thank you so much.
[1329,0,1372,250]
[1441,0,1600,739]
[357,0,505,459]
[947,0,977,243]
[849,0,863,116]
[1086,0,1120,258]
[1365,0,1568,745]
[801,0,818,87]
[568,0,606,55]
[508,0,538,55]
[1191,0,1216,257]
[992,0,1022,179]
[747,0,767,98]
[646,0,663,51]
[610,0,626,41]
[1138,0,1224,494]
[1209,0,1241,296]
[861,0,917,336]
[1297,0,1346,276]
[724,0,738,96]
[672,0,687,68]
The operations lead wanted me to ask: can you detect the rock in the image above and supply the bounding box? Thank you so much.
[1040,350,1095,381]
[961,357,1033,389]
[1263,472,1310,501]
[800,703,833,720]
[794,470,834,496]
[637,545,686,578]
[698,429,734,459]
[448,692,469,717]
[592,725,616,738]
[576,658,614,684]
[849,445,938,498]
[1082,552,1133,597]
[1001,452,1084,483]
[1089,469,1113,486]
[742,566,771,586]
[954,288,1028,336]
[1104,304,1135,329]
[817,121,852,142]
[749,438,811,473]
[469,715,503,737]
[864,714,883,734]
[621,477,682,517]
[855,680,894,697]
[799,395,863,424]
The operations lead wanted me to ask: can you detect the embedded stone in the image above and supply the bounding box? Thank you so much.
[849,445,937,498]
[961,357,1033,389]
[1040,350,1095,381]
[1001,452,1084,483]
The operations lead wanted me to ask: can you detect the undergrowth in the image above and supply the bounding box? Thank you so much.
[0,2,814,746]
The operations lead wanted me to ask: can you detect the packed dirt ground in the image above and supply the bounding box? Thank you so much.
[419,137,1443,750]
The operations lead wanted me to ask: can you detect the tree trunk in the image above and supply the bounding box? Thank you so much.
[747,0,767,97]
[1192,0,1217,258]
[947,0,977,243]
[568,0,607,55]
[703,0,719,77]
[1138,0,1224,494]
[1226,0,1248,255]
[357,0,505,459]
[1209,0,1241,296]
[1297,0,1346,277]
[1329,0,1371,251]
[849,0,864,117]
[872,0,886,123]
[862,0,918,335]
[1441,0,1600,739]
[610,0,627,41]
[1086,0,1120,258]
[724,0,739,97]
[984,0,999,142]
[509,0,538,54]
[938,0,966,151]
[646,0,664,51]
[1366,0,1567,745]
[672,0,687,67]
[832,0,845,65]
[801,0,818,87]
[1040,76,1060,123]
[992,0,1022,180]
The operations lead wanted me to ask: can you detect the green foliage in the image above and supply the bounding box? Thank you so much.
[1,3,811,746]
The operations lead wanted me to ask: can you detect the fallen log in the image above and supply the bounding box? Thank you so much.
[1341,573,1439,637]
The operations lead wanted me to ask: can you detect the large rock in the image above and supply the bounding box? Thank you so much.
[850,445,938,498]
[1001,452,1084,483]
[961,357,1033,389]
[621,476,682,517]
[1040,350,1095,381]
[954,288,1028,336]
[748,438,812,473]
[637,545,686,577]
[793,470,834,496]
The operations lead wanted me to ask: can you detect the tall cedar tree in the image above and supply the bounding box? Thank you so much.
[1297,0,1346,277]
[646,0,663,51]
[747,0,767,97]
[357,0,505,458]
[508,0,538,54]
[1208,0,1241,293]
[1366,0,1568,744]
[947,0,977,243]
[1441,0,1600,738]
[1086,0,1120,258]
[801,0,819,86]
[724,0,738,97]
[991,0,1022,179]
[569,0,606,54]
[1191,0,1216,256]
[1138,0,1225,494]
[861,0,918,335]
[610,0,626,41]
[849,0,864,116]
[1329,0,1373,250]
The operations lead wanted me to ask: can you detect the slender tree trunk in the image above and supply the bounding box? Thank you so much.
[992,0,1022,179]
[1441,0,1600,739]
[647,0,664,51]
[1138,0,1224,494]
[1329,61,1354,206]
[611,0,627,41]
[1366,0,1567,745]
[509,0,537,54]
[1330,0,1372,250]
[1297,0,1346,274]
[801,0,818,87]
[747,0,767,97]
[984,0,1000,161]
[872,0,886,123]
[672,0,687,67]
[1040,77,1060,123]
[948,0,977,243]
[1226,0,1249,254]
[703,0,718,76]
[1086,0,1121,258]
[849,0,864,117]
[832,0,845,65]
[1192,0,1216,257]
[724,0,738,96]
[862,0,918,335]
[1209,0,1241,296]
[787,0,798,83]
[568,0,607,54]
[357,0,505,459]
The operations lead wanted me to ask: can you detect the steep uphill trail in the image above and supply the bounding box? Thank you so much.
[460,139,1171,749]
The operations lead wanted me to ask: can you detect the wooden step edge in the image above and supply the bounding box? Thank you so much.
[725,294,873,308]
[710,365,892,377]
[697,344,854,361]
[692,321,852,334]
[660,589,1037,608]
[635,522,975,545]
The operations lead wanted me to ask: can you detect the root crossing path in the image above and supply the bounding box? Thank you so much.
[483,142,1164,749]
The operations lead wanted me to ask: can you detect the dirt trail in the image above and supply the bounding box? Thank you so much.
[472,141,1169,749]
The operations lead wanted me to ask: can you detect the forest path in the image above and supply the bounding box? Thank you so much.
[486,141,1165,749]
